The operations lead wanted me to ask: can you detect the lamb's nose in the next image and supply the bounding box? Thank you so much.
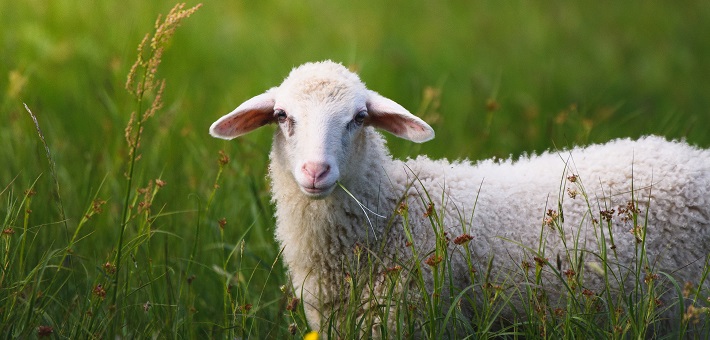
[302,162,331,182]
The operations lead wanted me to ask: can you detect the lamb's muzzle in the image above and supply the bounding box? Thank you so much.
[299,161,334,197]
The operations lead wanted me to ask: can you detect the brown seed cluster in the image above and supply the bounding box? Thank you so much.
[385,265,402,275]
[683,305,708,324]
[218,150,230,166]
[486,98,500,112]
[544,209,559,227]
[286,297,300,311]
[396,201,408,215]
[533,256,548,267]
[425,254,443,267]
[424,202,435,217]
[683,282,695,298]
[353,243,363,256]
[85,199,107,220]
[600,209,615,222]
[93,284,107,299]
[629,225,644,243]
[103,262,116,275]
[288,323,298,335]
[37,325,53,337]
[644,272,659,284]
[453,233,474,245]
[617,200,640,224]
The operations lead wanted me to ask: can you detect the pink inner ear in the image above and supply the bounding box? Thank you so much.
[370,114,405,135]
[210,92,276,139]
[368,112,434,142]
[211,107,275,139]
[233,108,275,135]
[406,121,427,132]
[365,89,434,142]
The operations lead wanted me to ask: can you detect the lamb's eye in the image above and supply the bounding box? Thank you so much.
[275,109,288,123]
[354,110,367,125]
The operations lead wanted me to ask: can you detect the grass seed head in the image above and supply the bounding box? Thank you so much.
[453,233,474,245]
[396,201,408,215]
[218,150,230,166]
[103,262,116,275]
[600,209,615,222]
[683,305,708,324]
[386,265,402,275]
[37,326,53,338]
[424,202,435,217]
[683,282,694,298]
[286,297,300,311]
[644,273,659,284]
[93,284,107,299]
[486,98,500,112]
[425,254,443,267]
[630,225,644,243]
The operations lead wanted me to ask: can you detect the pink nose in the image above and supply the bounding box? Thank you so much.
[302,162,331,183]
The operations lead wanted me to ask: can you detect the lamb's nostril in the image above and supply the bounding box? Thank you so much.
[302,162,331,182]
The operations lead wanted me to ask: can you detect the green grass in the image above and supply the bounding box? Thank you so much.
[1,1,710,338]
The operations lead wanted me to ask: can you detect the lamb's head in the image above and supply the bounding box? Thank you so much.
[210,61,434,199]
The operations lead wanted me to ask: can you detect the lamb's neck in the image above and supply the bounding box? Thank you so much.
[269,132,397,268]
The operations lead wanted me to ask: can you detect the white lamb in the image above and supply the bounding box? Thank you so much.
[210,60,710,334]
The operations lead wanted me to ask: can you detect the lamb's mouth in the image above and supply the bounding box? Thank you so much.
[301,184,336,198]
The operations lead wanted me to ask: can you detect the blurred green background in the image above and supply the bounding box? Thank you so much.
[1,0,709,336]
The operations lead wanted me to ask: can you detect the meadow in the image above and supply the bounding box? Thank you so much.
[1,1,709,338]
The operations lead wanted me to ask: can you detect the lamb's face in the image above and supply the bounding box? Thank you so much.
[271,78,370,199]
[209,60,435,200]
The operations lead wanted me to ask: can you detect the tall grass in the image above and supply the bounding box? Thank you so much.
[1,0,710,338]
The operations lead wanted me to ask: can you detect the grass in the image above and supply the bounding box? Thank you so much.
[1,0,710,338]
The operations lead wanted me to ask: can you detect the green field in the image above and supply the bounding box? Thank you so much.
[2,1,709,338]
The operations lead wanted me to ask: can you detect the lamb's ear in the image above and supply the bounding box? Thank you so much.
[365,90,435,143]
[209,91,276,140]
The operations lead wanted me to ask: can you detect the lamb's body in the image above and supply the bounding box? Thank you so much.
[210,61,710,333]
[274,131,710,328]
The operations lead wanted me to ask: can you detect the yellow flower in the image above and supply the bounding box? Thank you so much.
[304,331,319,340]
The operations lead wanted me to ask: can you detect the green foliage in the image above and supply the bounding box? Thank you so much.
[1,0,709,338]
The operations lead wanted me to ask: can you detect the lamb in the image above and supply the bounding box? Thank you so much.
[209,60,710,335]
